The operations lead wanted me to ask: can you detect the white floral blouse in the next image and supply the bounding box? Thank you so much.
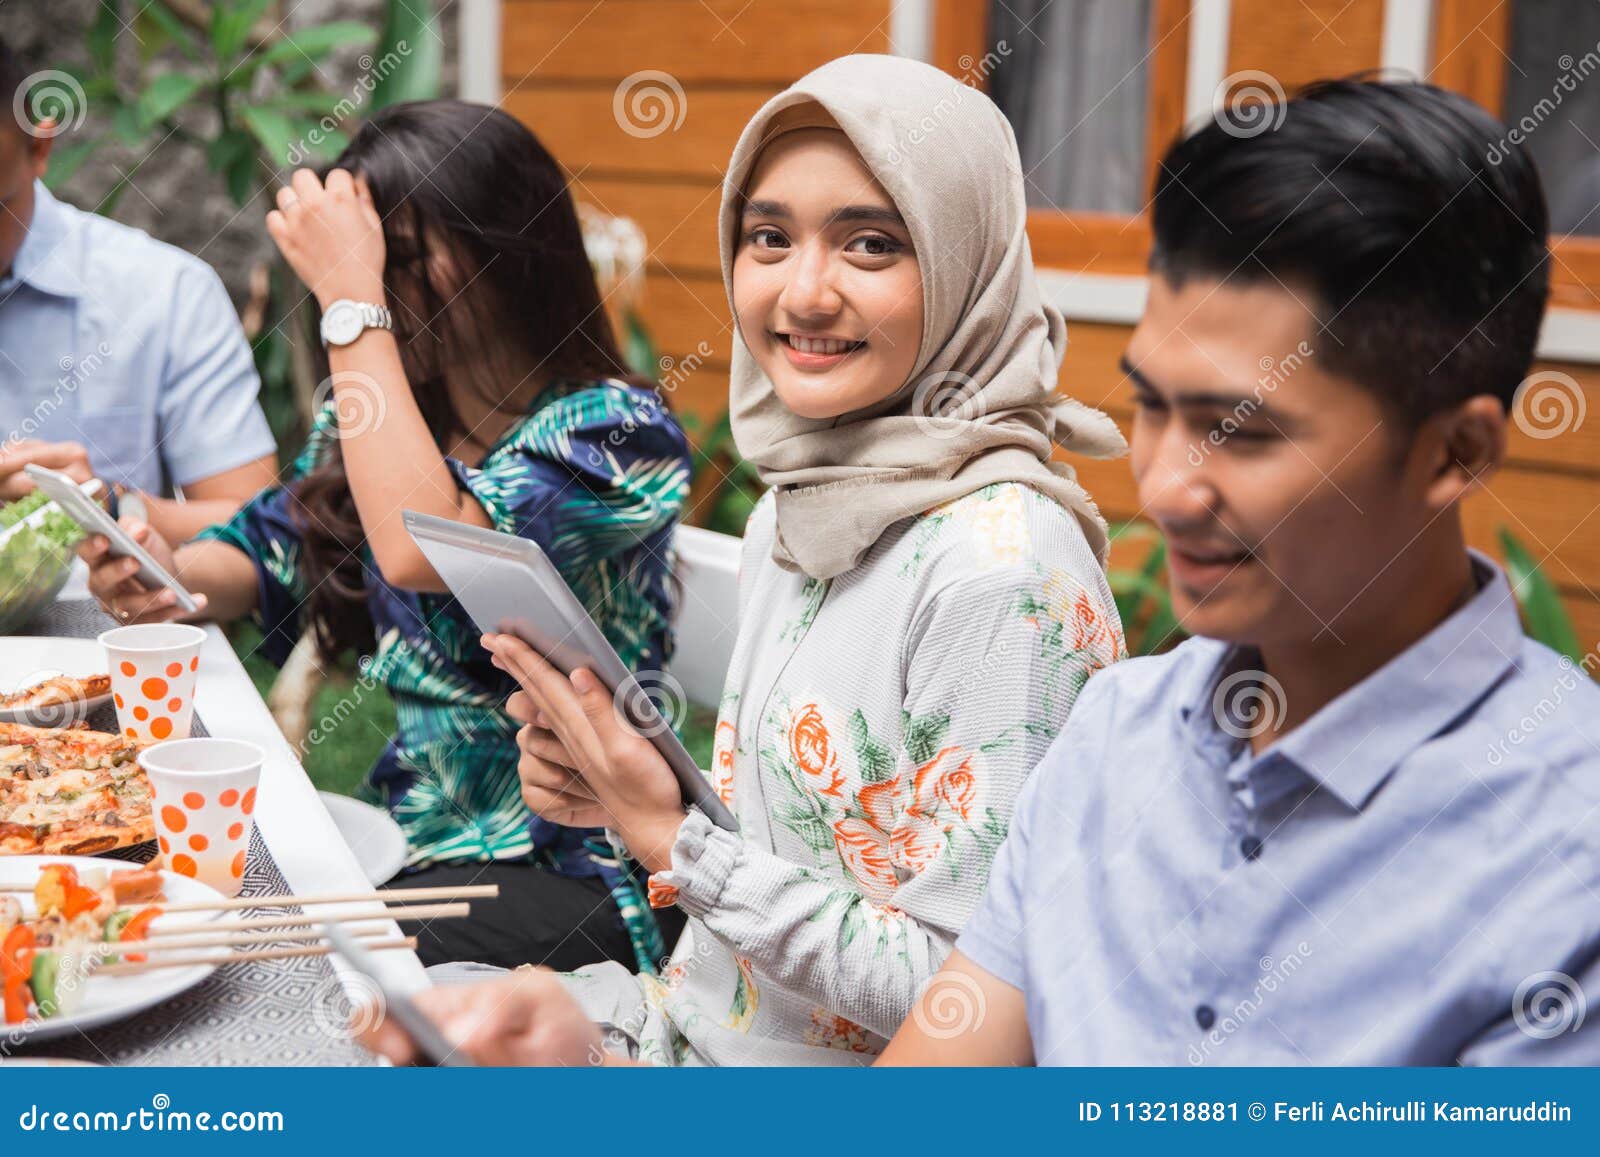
[563,482,1125,1065]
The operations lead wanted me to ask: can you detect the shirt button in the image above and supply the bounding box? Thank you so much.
[1195,1004,1216,1030]
[1240,835,1264,861]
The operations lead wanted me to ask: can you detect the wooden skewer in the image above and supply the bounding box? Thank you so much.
[99,926,404,956]
[97,936,418,976]
[146,902,467,936]
[155,883,499,914]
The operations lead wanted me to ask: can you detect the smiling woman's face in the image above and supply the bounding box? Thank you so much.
[731,127,923,420]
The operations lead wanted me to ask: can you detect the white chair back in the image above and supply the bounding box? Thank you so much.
[667,524,742,706]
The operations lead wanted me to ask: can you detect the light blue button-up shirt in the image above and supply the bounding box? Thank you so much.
[0,182,275,494]
[960,551,1600,1065]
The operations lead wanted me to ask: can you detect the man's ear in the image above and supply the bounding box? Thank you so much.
[1420,395,1507,510]
[27,119,54,177]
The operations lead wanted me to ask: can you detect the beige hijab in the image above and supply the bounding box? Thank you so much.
[718,53,1127,581]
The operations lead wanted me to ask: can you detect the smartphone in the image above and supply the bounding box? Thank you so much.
[24,464,200,613]
[321,921,475,1068]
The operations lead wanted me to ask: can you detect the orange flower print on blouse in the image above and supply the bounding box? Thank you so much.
[921,745,978,820]
[647,875,680,909]
[1066,586,1117,655]
[803,1008,875,1053]
[833,816,898,900]
[892,746,979,874]
[857,775,900,833]
[890,812,946,875]
[790,702,846,798]
[711,720,738,806]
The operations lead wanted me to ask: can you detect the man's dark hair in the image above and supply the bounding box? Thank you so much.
[0,37,28,135]
[1150,78,1550,425]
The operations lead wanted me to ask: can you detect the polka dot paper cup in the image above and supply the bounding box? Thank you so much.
[137,738,263,898]
[98,623,206,743]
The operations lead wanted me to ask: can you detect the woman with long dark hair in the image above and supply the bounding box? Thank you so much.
[80,100,693,972]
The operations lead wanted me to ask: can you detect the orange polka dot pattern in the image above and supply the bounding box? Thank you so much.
[106,644,202,744]
[150,776,258,896]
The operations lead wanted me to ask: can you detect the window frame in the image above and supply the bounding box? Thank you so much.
[933,0,1600,309]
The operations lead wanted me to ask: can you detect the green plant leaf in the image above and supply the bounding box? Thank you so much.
[110,102,144,147]
[135,73,203,131]
[212,0,276,61]
[1137,533,1167,584]
[290,118,349,162]
[1498,527,1584,663]
[40,137,103,191]
[370,0,443,109]
[239,104,300,171]
[97,179,128,216]
[88,1,122,75]
[204,128,261,204]
[135,3,203,60]
[622,308,658,378]
[238,21,376,78]
[264,90,347,115]
[205,126,254,172]
[225,149,262,205]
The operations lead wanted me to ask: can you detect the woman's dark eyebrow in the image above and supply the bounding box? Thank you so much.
[742,199,788,219]
[826,205,905,228]
[740,200,905,228]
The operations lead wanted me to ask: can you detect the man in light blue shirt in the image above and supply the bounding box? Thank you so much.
[882,81,1600,1065]
[1,39,275,541]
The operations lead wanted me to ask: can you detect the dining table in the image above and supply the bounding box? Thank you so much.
[5,561,429,1066]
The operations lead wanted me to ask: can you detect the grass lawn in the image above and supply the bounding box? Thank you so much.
[226,621,719,796]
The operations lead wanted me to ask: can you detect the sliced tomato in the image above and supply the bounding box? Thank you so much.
[2,924,37,1025]
[118,906,163,964]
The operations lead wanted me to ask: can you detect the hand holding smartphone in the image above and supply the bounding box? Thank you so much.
[26,463,200,614]
[322,921,476,1067]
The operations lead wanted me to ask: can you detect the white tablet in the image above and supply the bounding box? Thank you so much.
[402,510,738,832]
[24,464,200,614]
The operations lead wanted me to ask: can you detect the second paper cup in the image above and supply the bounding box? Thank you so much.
[138,738,263,897]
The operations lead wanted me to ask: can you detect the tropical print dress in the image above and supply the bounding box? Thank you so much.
[195,378,692,971]
[562,481,1126,1063]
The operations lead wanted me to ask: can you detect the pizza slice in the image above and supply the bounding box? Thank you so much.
[0,673,112,711]
[0,722,155,855]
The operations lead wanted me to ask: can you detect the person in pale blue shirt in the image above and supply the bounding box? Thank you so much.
[0,38,275,543]
[882,81,1600,1066]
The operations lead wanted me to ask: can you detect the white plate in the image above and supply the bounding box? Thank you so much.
[0,638,114,725]
[319,792,408,886]
[2,854,224,1044]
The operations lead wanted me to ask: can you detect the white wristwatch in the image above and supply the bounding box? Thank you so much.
[320,299,393,347]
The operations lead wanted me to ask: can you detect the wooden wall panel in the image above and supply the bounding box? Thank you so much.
[1430,0,1512,117]
[1225,0,1385,95]
[502,86,774,181]
[567,177,724,276]
[503,0,889,85]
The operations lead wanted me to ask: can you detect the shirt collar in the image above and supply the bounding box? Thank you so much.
[6,181,83,299]
[1180,550,1522,811]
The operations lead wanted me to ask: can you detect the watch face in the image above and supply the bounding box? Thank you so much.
[322,301,363,345]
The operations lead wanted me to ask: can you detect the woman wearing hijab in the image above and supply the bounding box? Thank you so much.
[358,53,1126,1066]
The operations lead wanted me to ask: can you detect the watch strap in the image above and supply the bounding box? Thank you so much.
[321,299,393,346]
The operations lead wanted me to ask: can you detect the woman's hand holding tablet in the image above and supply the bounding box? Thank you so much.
[486,633,689,874]
[400,509,738,833]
